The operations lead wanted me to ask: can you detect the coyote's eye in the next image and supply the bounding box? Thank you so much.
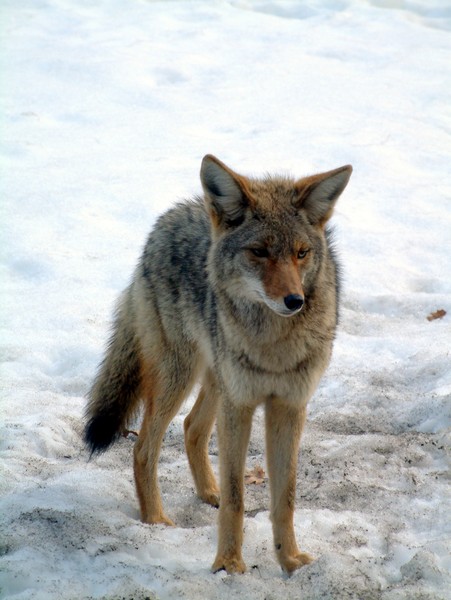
[297,249,309,259]
[250,247,269,258]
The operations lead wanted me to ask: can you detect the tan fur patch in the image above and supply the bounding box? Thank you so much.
[262,259,303,300]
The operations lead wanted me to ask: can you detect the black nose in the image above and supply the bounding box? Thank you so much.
[284,294,304,311]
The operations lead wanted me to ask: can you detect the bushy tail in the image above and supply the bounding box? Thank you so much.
[84,291,142,455]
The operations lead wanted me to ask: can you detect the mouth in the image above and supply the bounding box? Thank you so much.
[257,292,303,317]
[274,306,303,318]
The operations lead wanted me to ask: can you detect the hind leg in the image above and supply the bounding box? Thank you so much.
[133,354,198,525]
[184,371,219,507]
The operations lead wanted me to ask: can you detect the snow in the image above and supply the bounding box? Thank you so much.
[1,0,450,598]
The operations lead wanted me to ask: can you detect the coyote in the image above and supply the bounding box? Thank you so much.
[85,155,352,574]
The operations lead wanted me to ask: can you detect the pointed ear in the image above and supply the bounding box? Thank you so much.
[296,165,352,226]
[200,155,253,228]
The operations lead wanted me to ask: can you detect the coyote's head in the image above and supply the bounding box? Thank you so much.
[201,155,352,318]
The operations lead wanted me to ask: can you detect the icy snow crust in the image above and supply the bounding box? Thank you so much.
[1,0,450,598]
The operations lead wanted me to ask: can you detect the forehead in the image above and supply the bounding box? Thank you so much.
[246,177,313,246]
[252,214,312,251]
[247,175,299,211]
[238,207,314,252]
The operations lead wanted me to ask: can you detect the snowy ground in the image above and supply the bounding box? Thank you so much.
[1,0,451,598]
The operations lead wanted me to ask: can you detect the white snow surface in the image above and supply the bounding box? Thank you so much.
[1,0,451,598]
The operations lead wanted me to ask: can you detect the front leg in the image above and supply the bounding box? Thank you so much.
[212,399,254,574]
[265,398,314,574]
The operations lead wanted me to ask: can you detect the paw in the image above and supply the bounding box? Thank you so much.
[212,555,247,574]
[200,489,220,508]
[280,551,314,574]
[142,513,175,527]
